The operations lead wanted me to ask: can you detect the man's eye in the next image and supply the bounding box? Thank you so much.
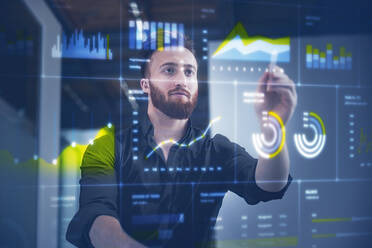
[185,69,195,77]
[164,67,176,75]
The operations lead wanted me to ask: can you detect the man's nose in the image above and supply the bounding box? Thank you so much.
[173,70,187,87]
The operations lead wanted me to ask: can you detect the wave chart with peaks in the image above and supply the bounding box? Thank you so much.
[212,22,290,62]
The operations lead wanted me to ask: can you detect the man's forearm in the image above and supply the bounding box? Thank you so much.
[255,143,290,192]
[89,215,146,248]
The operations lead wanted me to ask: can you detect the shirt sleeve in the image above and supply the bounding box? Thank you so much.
[66,134,119,248]
[211,134,292,205]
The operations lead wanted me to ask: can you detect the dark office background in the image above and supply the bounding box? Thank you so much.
[0,0,371,247]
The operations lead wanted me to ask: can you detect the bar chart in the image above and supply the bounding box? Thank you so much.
[51,30,113,60]
[306,43,352,70]
[129,20,185,51]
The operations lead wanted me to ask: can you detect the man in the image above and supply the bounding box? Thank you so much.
[66,39,297,248]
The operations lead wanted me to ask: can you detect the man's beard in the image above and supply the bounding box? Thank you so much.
[149,81,198,120]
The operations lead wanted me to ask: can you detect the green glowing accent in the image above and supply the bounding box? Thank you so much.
[312,217,351,223]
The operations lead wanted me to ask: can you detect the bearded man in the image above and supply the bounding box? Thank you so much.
[67,38,297,248]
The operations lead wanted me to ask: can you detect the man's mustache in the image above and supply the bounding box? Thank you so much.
[168,87,191,98]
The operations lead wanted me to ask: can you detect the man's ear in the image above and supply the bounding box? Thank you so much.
[140,78,150,94]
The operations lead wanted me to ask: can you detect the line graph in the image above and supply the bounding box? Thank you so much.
[145,116,222,159]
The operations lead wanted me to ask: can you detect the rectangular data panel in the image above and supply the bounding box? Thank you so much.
[339,87,372,179]
[195,182,298,247]
[121,184,193,248]
[44,1,120,77]
[122,0,193,80]
[286,86,336,180]
[300,7,359,85]
[236,84,336,180]
[301,181,372,247]
[208,2,298,83]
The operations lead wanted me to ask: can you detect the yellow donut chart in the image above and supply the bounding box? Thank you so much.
[269,111,286,158]
[252,111,286,159]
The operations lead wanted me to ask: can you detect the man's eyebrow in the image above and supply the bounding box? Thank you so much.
[159,62,178,69]
[184,64,197,70]
[159,62,197,70]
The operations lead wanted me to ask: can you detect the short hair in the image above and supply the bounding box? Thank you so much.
[140,34,195,78]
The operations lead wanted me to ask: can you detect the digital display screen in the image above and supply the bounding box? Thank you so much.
[0,0,371,247]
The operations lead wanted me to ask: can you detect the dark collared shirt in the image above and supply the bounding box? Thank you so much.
[66,114,292,248]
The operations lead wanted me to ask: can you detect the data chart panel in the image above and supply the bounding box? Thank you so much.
[236,85,337,180]
[301,181,372,248]
[286,86,336,180]
[44,0,121,77]
[1,1,371,248]
[122,0,193,80]
[121,184,193,248]
[339,88,372,179]
[208,1,298,83]
[300,7,359,85]
[214,182,298,248]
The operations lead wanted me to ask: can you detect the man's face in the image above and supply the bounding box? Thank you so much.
[144,48,198,119]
